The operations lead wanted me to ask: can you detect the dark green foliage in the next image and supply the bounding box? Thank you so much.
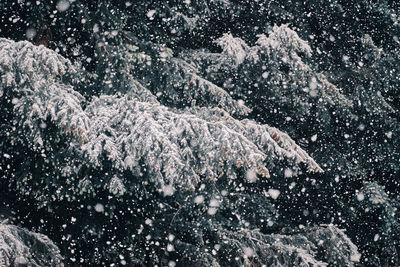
[1,0,399,266]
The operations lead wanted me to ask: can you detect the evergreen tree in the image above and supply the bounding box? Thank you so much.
[0,222,63,266]
[0,0,399,266]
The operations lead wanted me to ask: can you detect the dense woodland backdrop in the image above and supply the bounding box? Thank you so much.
[0,0,399,266]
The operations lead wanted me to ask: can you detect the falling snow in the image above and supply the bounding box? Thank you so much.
[0,1,399,266]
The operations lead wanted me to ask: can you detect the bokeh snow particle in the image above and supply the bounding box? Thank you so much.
[194,195,204,204]
[26,28,37,39]
[356,193,365,201]
[167,244,174,252]
[207,207,217,215]
[268,189,280,199]
[209,199,219,208]
[284,168,293,178]
[374,234,380,242]
[246,168,258,183]
[162,185,175,196]
[147,10,156,20]
[56,0,70,12]
[311,134,318,142]
[94,203,104,213]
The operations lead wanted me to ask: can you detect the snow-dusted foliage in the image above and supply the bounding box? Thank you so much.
[0,222,63,266]
[178,20,399,265]
[0,35,328,266]
[352,182,400,266]
[214,33,250,67]
[1,0,399,266]
[173,224,359,266]
[0,38,321,196]
[122,35,251,116]
[186,25,353,124]
[214,225,360,266]
[186,106,322,172]
[82,96,321,191]
[253,25,349,111]
[302,225,361,265]
[186,23,399,178]
[0,38,89,148]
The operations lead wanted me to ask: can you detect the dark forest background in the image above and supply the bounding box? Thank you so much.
[0,1,399,266]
